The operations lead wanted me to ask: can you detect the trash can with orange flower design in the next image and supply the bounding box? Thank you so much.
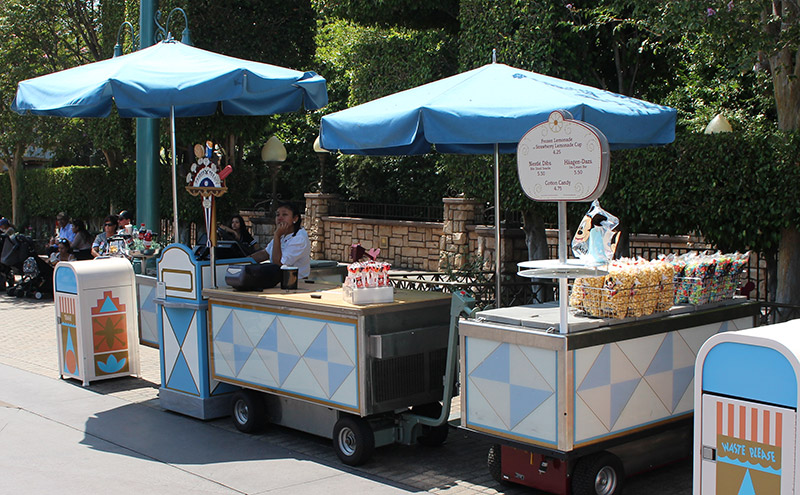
[54,257,140,386]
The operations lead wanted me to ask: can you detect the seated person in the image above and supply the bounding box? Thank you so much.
[49,238,76,266]
[251,202,310,278]
[117,210,133,232]
[217,215,259,254]
[91,215,125,258]
[48,212,75,253]
[0,218,15,236]
[70,219,94,260]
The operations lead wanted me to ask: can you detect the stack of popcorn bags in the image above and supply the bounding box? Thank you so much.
[569,258,674,319]
[569,251,750,319]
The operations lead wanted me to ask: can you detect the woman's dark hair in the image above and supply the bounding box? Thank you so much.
[276,202,302,235]
[58,238,73,253]
[231,215,249,236]
[72,219,87,233]
[104,215,119,227]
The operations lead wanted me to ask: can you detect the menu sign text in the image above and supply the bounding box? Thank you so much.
[517,110,610,201]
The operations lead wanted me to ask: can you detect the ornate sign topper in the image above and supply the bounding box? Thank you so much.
[516,110,610,202]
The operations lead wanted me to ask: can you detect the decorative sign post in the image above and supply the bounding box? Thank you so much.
[185,142,232,288]
[516,110,611,333]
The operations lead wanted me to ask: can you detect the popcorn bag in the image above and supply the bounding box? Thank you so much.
[572,200,620,266]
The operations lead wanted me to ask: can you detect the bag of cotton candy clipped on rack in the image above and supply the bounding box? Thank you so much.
[571,200,620,266]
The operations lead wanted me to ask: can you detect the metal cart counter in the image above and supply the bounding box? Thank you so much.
[203,283,451,417]
[459,298,760,494]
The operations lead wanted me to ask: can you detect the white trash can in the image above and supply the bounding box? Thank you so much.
[694,321,799,494]
[53,258,140,386]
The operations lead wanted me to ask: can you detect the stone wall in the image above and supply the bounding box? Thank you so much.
[243,195,722,275]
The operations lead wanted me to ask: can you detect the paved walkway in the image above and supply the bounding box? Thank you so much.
[0,295,691,494]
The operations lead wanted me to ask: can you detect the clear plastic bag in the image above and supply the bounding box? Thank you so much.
[571,200,619,265]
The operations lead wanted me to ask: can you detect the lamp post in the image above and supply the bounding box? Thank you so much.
[261,136,287,213]
[313,135,330,193]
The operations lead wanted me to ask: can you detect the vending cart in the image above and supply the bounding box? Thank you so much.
[53,258,141,386]
[694,321,800,494]
[459,110,760,494]
[461,299,759,495]
[202,284,474,465]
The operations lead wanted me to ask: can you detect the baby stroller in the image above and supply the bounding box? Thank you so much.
[2,234,53,299]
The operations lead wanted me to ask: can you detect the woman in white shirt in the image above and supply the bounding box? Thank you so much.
[251,202,311,278]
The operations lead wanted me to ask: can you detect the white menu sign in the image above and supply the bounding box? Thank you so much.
[517,110,610,201]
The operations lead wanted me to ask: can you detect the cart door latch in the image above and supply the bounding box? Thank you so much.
[702,446,716,461]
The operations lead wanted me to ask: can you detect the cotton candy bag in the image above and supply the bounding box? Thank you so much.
[571,200,620,265]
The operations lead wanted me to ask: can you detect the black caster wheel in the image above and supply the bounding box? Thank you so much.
[572,451,624,495]
[333,415,374,466]
[230,389,266,433]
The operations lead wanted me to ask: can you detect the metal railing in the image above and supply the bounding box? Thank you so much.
[330,201,444,222]
[390,271,557,309]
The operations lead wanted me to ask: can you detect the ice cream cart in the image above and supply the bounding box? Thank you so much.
[694,321,800,494]
[456,111,760,494]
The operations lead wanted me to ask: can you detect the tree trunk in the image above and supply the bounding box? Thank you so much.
[776,227,800,312]
[8,144,24,226]
[769,40,800,312]
[522,209,553,302]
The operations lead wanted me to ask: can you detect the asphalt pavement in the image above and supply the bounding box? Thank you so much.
[0,294,692,494]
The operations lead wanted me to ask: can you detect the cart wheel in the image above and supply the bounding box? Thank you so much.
[34,291,43,300]
[333,416,374,466]
[16,289,24,298]
[6,287,14,297]
[230,390,266,433]
[487,444,506,484]
[572,451,624,495]
[412,402,449,446]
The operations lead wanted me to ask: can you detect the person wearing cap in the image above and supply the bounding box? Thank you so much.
[117,210,133,231]
[0,218,14,236]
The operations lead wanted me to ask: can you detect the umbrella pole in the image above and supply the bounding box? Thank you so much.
[170,106,179,243]
[494,143,501,308]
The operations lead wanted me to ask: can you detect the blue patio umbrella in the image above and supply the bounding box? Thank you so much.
[319,61,675,304]
[12,39,328,240]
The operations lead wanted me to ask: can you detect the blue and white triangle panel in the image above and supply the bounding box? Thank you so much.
[165,307,194,345]
[181,311,201,393]
[255,348,280,386]
[168,352,199,395]
[470,342,510,384]
[211,305,233,339]
[467,376,508,431]
[617,332,664,376]
[578,345,611,391]
[328,322,357,364]
[282,358,326,399]
[304,357,330,397]
[470,376,511,429]
[512,394,558,445]
[330,369,358,408]
[256,319,279,352]
[466,338,501,375]
[509,384,553,429]
[234,309,271,348]
[328,362,354,397]
[509,345,553,392]
[305,328,328,362]
[285,318,325,356]
[161,307,180,382]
